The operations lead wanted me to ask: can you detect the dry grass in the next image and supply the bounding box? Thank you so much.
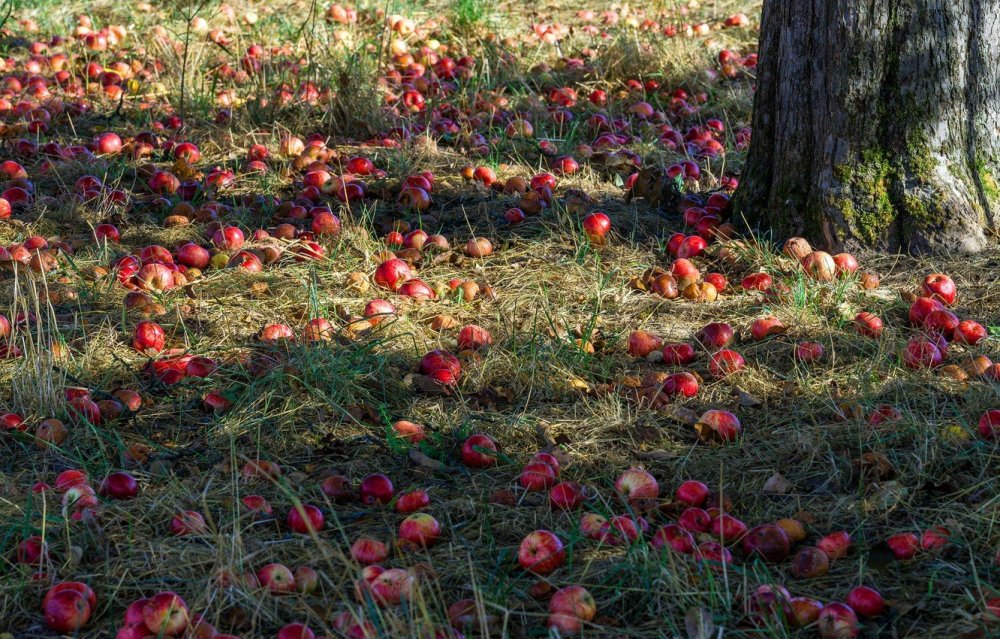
[1,0,999,638]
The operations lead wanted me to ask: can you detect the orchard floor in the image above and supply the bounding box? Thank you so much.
[1,0,999,638]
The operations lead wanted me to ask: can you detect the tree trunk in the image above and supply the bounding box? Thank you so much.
[734,0,1000,253]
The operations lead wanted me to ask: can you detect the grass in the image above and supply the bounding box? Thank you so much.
[1,0,999,637]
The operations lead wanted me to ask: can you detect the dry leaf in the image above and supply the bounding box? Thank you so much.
[409,448,449,471]
[685,607,716,639]
[635,450,679,461]
[762,472,793,494]
[734,386,763,407]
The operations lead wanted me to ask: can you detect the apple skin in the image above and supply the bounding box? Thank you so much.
[817,530,852,560]
[661,342,697,365]
[99,471,139,499]
[276,623,316,639]
[791,546,831,578]
[170,510,207,536]
[922,273,957,305]
[369,568,415,606]
[257,563,296,594]
[695,322,734,349]
[461,434,499,468]
[651,524,695,553]
[817,602,860,639]
[287,503,324,534]
[351,537,389,564]
[518,530,565,575]
[627,330,662,357]
[549,585,596,621]
[398,513,442,548]
[549,481,586,511]
[854,312,883,338]
[789,597,824,627]
[359,474,394,505]
[742,524,791,562]
[675,480,710,507]
[519,462,558,491]
[142,591,189,636]
[43,588,92,632]
[845,586,884,618]
[614,468,659,502]
[886,532,920,560]
[582,212,611,243]
[954,320,987,345]
[979,410,1000,439]
[676,507,711,533]
[395,489,430,512]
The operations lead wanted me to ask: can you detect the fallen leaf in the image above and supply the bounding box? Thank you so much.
[685,606,716,639]
[734,386,763,407]
[762,472,793,494]
[409,448,449,471]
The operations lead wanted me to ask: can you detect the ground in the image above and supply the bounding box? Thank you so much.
[0,0,999,638]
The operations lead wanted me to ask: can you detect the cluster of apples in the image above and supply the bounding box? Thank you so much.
[2,385,142,448]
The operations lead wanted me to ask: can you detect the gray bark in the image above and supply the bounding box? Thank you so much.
[734,0,1000,253]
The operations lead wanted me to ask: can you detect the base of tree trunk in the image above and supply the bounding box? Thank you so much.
[734,0,1000,254]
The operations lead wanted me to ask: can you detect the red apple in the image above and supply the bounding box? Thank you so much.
[549,481,586,511]
[790,546,830,580]
[922,273,957,305]
[710,513,748,544]
[614,468,659,502]
[399,513,441,548]
[661,342,696,365]
[902,337,943,369]
[519,462,558,491]
[845,586,884,618]
[854,312,883,338]
[741,524,791,561]
[321,475,355,502]
[627,330,662,357]
[461,433,499,468]
[832,253,859,276]
[741,272,773,291]
[374,258,414,291]
[817,602,860,639]
[789,597,824,627]
[518,530,565,574]
[142,592,189,636]
[795,341,824,363]
[675,480,710,507]
[954,320,987,345]
[170,510,207,536]
[359,474,394,504]
[582,212,611,244]
[287,503,324,533]
[695,322,734,349]
[695,410,742,443]
[369,568,415,606]
[817,531,852,560]
[979,410,1000,439]
[43,587,92,632]
[909,297,944,326]
[549,585,596,621]
[258,562,296,594]
[651,524,695,553]
[395,489,430,512]
[277,623,315,639]
[801,251,836,281]
[351,537,389,564]
[579,513,607,540]
[98,471,138,499]
[679,507,712,533]
[132,320,166,353]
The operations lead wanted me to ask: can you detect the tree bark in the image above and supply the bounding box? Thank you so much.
[734,0,1000,253]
